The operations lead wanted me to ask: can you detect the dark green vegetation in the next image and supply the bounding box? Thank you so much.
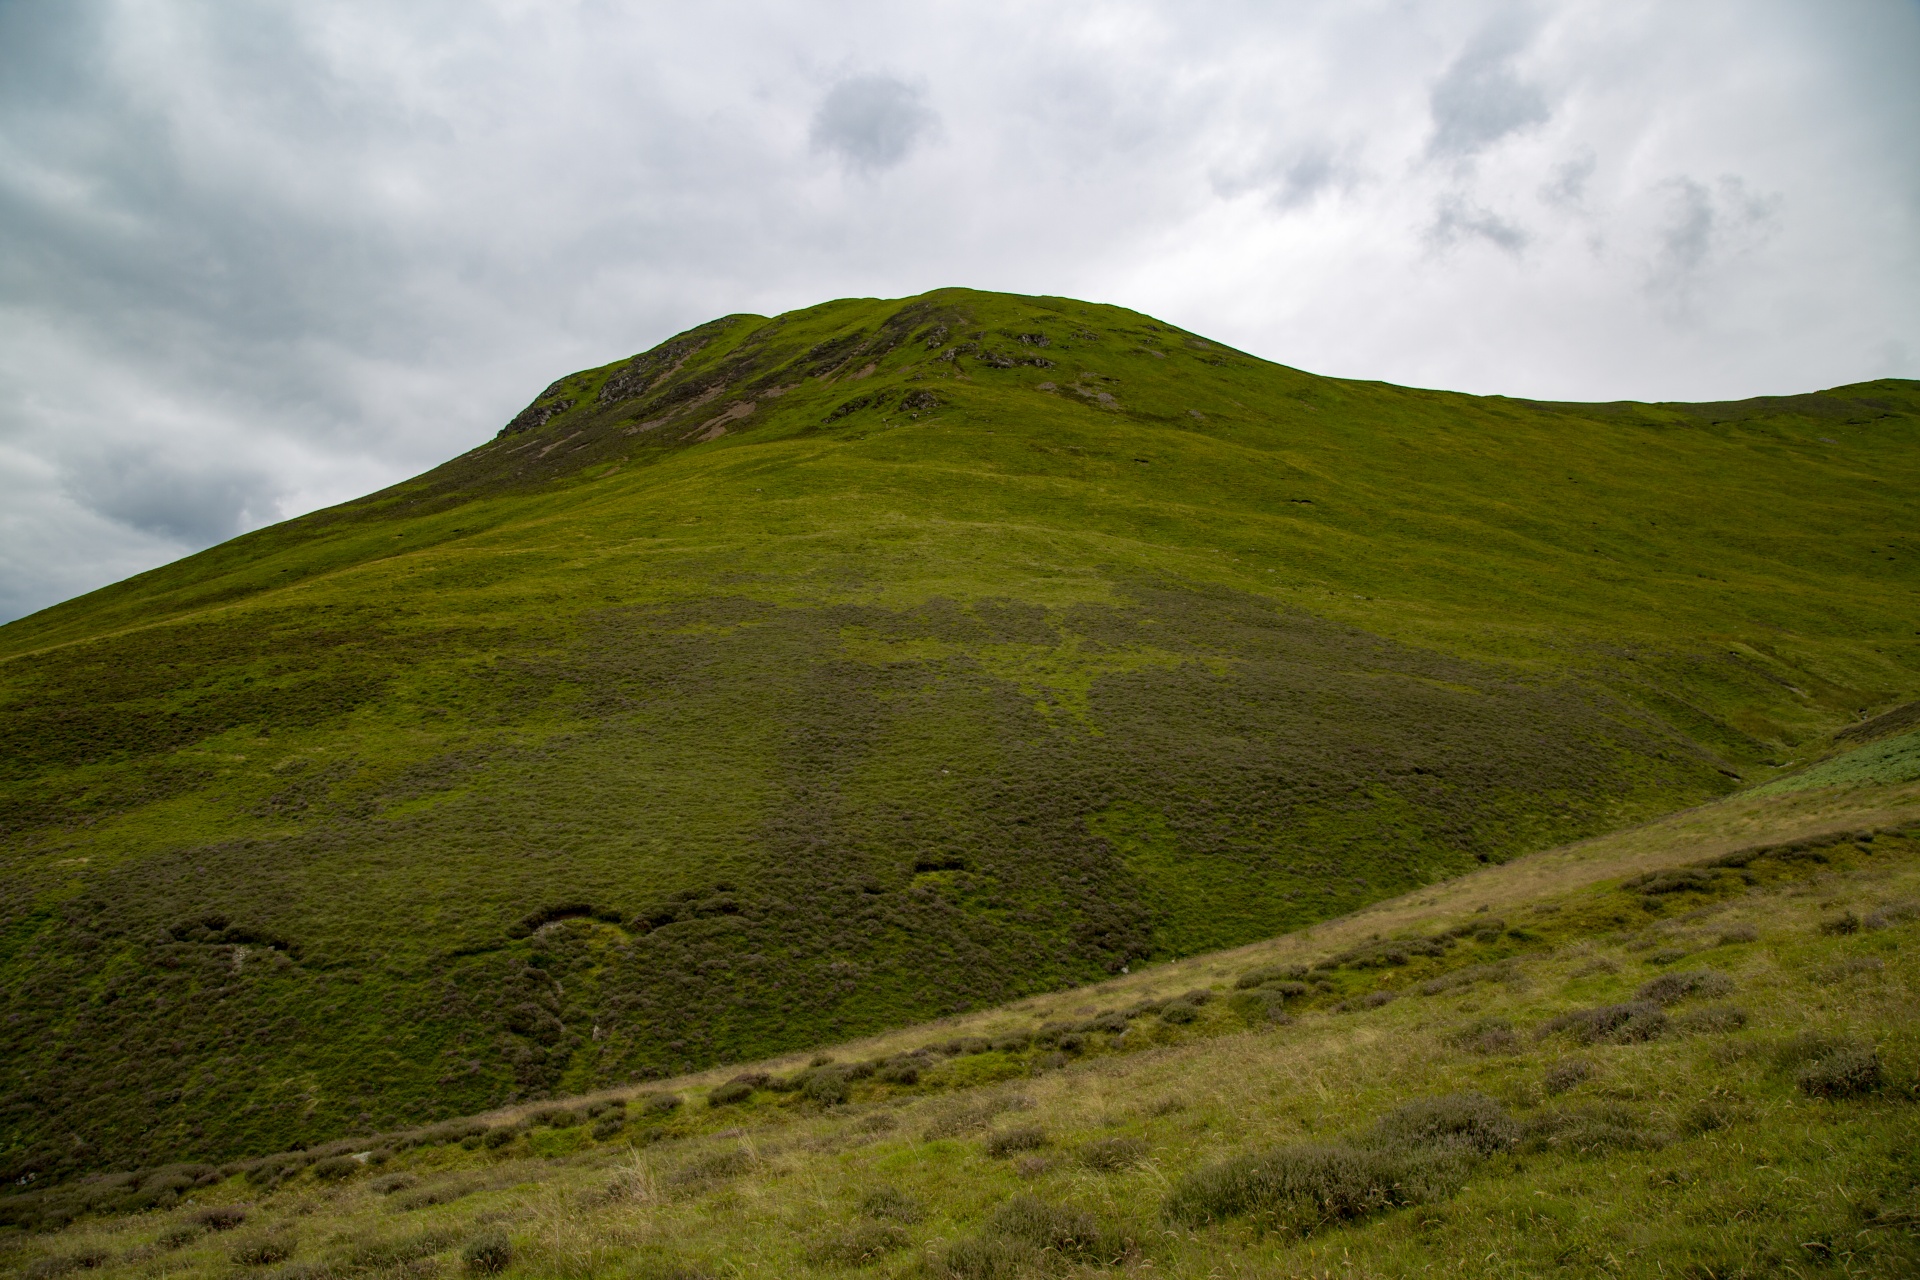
[3,287,1917,1189]
[4,780,1917,1278]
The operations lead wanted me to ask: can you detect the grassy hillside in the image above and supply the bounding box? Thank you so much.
[2,288,1917,1187]
[5,764,1916,1278]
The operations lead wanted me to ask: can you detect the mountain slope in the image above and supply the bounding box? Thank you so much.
[2,288,1917,1186]
[7,767,1918,1279]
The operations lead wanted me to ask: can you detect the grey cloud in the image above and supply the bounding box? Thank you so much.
[1429,196,1530,254]
[1214,144,1355,211]
[1427,17,1551,159]
[1658,179,1716,278]
[1648,175,1779,298]
[810,75,937,171]
[63,447,282,545]
[1540,152,1595,208]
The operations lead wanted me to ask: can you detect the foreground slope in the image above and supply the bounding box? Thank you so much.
[2,288,1917,1183]
[6,759,1917,1278]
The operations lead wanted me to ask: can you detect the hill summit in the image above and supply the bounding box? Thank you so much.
[2,288,1917,1185]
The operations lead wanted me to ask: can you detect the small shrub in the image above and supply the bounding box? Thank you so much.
[592,1115,627,1140]
[529,1107,578,1128]
[985,1126,1047,1157]
[1371,1092,1518,1156]
[158,1223,204,1250]
[1626,868,1718,896]
[855,1111,898,1133]
[1813,956,1886,985]
[309,1156,358,1182]
[1235,964,1307,989]
[1540,1001,1667,1045]
[1013,1155,1051,1177]
[1082,1137,1148,1171]
[876,1058,922,1085]
[987,1195,1108,1258]
[1864,901,1920,930]
[804,1222,909,1268]
[1229,989,1294,1024]
[463,1229,512,1275]
[481,1126,519,1149]
[371,1172,420,1195]
[858,1186,923,1223]
[640,1093,683,1116]
[923,1094,1030,1140]
[340,1228,460,1270]
[22,1249,109,1279]
[804,1066,853,1106]
[1164,1143,1452,1232]
[259,1263,331,1280]
[1716,924,1759,945]
[670,1148,753,1189]
[937,1233,1037,1280]
[1684,1095,1751,1133]
[194,1205,248,1230]
[392,1179,479,1211]
[583,1100,620,1119]
[1544,1059,1593,1095]
[410,1119,488,1147]
[1819,912,1861,936]
[1797,1044,1883,1098]
[1521,1104,1665,1155]
[707,1076,761,1106]
[1776,1030,1864,1070]
[1636,969,1735,1007]
[1676,1005,1748,1034]
[1158,1003,1198,1025]
[230,1234,296,1267]
[1453,1018,1519,1055]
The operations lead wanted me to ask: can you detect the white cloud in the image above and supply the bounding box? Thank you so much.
[0,0,1915,620]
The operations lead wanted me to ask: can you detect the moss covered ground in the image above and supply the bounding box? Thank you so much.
[2,288,1916,1186]
[4,767,1916,1278]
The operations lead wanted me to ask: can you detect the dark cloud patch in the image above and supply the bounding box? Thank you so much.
[63,447,281,545]
[1648,176,1779,300]
[1216,145,1354,211]
[1540,152,1595,208]
[1429,196,1529,254]
[810,75,937,171]
[1427,17,1550,159]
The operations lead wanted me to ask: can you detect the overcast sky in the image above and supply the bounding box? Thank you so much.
[2,1,1917,622]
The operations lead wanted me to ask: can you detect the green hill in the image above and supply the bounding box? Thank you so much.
[5,762,1917,1279]
[2,287,1917,1189]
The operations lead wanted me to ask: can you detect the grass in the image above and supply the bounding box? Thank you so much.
[2,775,1916,1277]
[1,287,1917,1184]
[1754,728,1920,795]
